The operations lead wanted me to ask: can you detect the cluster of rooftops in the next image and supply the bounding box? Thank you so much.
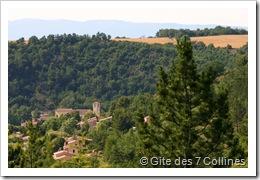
[16,101,151,161]
[21,101,108,128]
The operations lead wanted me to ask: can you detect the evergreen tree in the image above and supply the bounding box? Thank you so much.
[42,135,55,167]
[137,36,238,167]
[26,121,41,167]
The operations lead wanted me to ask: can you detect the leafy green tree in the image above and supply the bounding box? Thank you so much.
[80,121,90,136]
[8,143,23,168]
[104,130,141,167]
[61,117,78,135]
[31,109,40,119]
[43,117,62,131]
[88,120,112,150]
[112,108,133,133]
[52,137,65,152]
[109,96,131,113]
[83,111,95,120]
[51,154,100,168]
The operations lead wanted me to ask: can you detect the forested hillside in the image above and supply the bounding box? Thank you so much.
[8,33,248,168]
[9,33,240,125]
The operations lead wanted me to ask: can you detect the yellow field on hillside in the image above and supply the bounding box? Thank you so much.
[113,35,248,48]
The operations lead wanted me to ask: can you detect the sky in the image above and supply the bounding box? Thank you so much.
[7,1,248,27]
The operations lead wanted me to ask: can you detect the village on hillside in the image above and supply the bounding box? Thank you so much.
[9,99,151,164]
[13,101,114,161]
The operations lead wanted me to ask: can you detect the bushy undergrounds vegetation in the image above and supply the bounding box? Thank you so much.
[8,33,247,168]
[156,26,247,38]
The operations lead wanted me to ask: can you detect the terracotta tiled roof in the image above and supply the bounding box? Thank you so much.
[55,108,73,113]
[55,108,92,117]
[53,150,72,160]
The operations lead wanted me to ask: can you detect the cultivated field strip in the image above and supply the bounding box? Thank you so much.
[113,35,248,48]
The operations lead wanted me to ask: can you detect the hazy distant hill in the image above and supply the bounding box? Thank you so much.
[8,19,225,40]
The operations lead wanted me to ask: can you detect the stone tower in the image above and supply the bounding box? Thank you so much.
[93,101,101,117]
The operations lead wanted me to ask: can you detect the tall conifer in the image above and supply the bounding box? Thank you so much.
[137,36,237,167]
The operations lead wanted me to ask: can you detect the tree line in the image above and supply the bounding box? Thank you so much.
[156,26,248,38]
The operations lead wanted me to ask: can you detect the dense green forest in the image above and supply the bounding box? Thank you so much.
[156,26,247,38]
[8,33,247,168]
[9,33,239,125]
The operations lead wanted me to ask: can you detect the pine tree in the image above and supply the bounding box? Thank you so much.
[137,36,237,167]
[25,121,45,167]
[26,121,38,168]
[42,135,55,167]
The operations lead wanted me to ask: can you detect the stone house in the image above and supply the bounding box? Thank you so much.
[52,136,90,161]
[52,150,72,161]
[20,119,39,127]
[39,112,50,121]
[55,101,100,119]
[54,108,74,118]
[77,116,112,129]
[53,137,80,160]
[87,117,98,128]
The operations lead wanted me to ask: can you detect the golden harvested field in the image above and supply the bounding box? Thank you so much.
[113,35,248,48]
